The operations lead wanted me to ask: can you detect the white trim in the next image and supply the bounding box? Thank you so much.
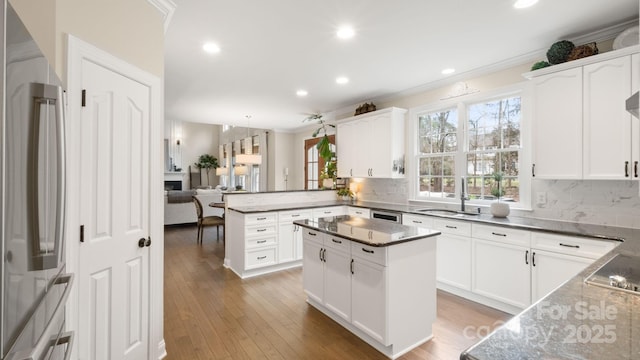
[66,34,165,360]
[146,0,177,33]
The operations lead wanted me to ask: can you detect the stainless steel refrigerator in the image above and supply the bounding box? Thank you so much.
[1,2,72,359]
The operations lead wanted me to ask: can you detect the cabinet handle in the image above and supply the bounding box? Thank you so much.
[292,214,300,217]
[308,231,317,236]
[559,243,580,249]
[257,240,266,244]
[331,238,342,244]
[445,225,457,229]
[257,217,267,220]
[362,248,374,254]
[635,161,638,178]
[319,248,323,261]
[322,248,326,262]
[350,169,353,177]
[324,211,331,214]
[525,250,529,265]
[350,259,354,275]
[412,220,423,224]
[532,252,536,267]
[257,228,267,232]
[626,161,631,177]
[491,232,507,237]
[257,256,267,260]
[532,164,535,177]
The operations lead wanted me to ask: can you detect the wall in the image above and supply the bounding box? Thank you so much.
[181,121,220,188]
[268,132,296,191]
[10,0,164,80]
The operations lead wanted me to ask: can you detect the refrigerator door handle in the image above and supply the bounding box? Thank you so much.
[27,83,65,271]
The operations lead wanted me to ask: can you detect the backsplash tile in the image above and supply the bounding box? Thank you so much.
[355,178,640,228]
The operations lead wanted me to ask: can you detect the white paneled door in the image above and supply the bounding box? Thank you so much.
[78,59,150,360]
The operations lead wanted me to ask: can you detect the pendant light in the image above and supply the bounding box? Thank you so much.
[236,115,262,165]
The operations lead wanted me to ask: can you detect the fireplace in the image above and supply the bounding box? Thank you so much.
[164,180,182,191]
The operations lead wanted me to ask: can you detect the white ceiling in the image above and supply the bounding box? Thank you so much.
[164,0,639,131]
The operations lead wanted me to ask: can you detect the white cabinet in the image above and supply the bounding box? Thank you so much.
[278,209,312,263]
[527,48,640,180]
[302,229,325,303]
[433,218,472,291]
[583,56,634,179]
[530,232,618,302]
[471,224,532,309]
[351,256,387,344]
[312,206,347,218]
[337,107,406,178]
[347,206,370,218]
[530,67,583,179]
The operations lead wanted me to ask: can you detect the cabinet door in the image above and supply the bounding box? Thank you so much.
[337,121,358,178]
[631,53,640,180]
[531,67,583,179]
[472,239,530,309]
[368,114,393,177]
[437,234,472,290]
[351,258,387,345]
[583,56,632,179]
[347,207,370,218]
[294,225,304,260]
[278,223,295,263]
[323,247,352,322]
[531,250,592,303]
[303,238,325,304]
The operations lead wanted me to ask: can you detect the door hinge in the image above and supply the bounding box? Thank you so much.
[81,89,86,107]
[80,225,84,242]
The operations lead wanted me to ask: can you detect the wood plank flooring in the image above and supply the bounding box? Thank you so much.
[163,225,511,359]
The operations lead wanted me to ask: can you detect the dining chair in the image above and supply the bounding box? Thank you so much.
[193,196,225,244]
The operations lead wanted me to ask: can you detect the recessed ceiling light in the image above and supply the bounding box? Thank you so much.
[441,68,456,75]
[336,76,349,85]
[337,26,355,39]
[513,0,538,9]
[296,90,308,97]
[203,42,220,54]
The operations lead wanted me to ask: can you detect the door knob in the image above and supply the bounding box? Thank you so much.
[138,238,146,248]
[145,237,152,247]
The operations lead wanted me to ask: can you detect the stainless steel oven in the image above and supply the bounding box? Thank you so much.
[370,209,402,223]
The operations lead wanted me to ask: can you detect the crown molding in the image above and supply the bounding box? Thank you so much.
[147,0,177,33]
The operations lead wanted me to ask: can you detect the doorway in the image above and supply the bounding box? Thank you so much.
[304,135,335,190]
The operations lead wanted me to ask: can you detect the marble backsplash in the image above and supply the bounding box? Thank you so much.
[354,178,640,229]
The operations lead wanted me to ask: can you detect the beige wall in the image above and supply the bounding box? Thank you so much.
[268,132,296,191]
[181,121,220,187]
[9,0,164,80]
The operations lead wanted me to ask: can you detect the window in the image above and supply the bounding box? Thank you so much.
[418,108,458,198]
[304,135,335,189]
[414,90,526,207]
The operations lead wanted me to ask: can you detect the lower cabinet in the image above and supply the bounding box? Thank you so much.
[432,218,472,291]
[278,209,312,263]
[302,227,437,358]
[472,238,531,309]
[530,249,593,302]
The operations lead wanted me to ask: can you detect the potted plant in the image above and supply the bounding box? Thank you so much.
[490,172,510,217]
[193,154,219,187]
[336,188,354,201]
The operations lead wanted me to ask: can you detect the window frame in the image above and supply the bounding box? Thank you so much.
[409,84,531,210]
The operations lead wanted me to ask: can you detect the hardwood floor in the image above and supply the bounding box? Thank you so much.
[163,225,511,359]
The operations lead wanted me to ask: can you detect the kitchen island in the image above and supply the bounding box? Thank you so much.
[295,216,440,359]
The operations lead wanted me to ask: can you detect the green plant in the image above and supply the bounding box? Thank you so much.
[491,172,505,199]
[336,188,353,198]
[546,40,575,65]
[194,154,219,186]
[303,114,335,162]
[531,60,551,71]
[320,160,337,180]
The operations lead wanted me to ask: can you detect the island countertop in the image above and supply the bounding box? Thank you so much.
[294,215,440,247]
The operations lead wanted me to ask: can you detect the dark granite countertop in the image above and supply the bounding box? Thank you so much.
[294,215,440,247]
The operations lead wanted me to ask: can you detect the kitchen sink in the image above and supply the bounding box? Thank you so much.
[585,254,640,295]
[414,208,480,216]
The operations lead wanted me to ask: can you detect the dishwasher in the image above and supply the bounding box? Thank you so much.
[370,209,402,223]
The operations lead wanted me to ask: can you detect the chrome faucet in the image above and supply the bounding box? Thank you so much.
[460,176,469,212]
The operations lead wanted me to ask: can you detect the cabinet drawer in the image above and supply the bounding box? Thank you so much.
[245,247,277,269]
[302,228,323,244]
[351,242,387,266]
[246,223,277,237]
[246,235,277,249]
[348,207,370,218]
[325,235,351,251]
[245,212,277,225]
[432,218,471,237]
[472,224,530,247]
[313,206,346,218]
[531,233,618,259]
[403,214,433,227]
[279,209,312,222]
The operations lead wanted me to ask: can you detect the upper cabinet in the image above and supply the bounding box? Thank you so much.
[337,107,407,178]
[525,46,639,180]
